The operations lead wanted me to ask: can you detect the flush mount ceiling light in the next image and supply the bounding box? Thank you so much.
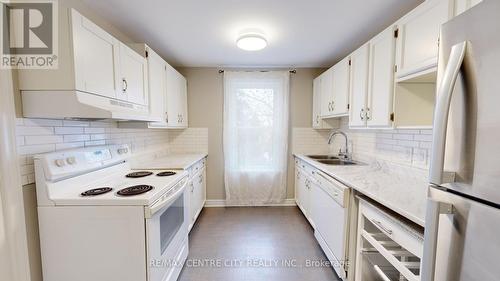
[236,33,267,51]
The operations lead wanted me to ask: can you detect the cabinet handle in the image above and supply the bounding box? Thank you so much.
[365,107,371,120]
[316,115,319,124]
[331,101,335,111]
[371,219,393,236]
[360,108,365,120]
[165,112,168,123]
[122,78,128,93]
[190,182,194,192]
[198,175,203,184]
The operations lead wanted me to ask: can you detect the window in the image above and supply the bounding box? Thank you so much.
[223,71,289,204]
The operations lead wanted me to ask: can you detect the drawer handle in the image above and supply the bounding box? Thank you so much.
[372,219,393,236]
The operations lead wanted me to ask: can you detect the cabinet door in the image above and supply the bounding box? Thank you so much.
[320,68,334,117]
[71,9,120,99]
[200,168,206,209]
[146,48,167,125]
[296,169,309,215]
[120,43,148,105]
[367,26,396,128]
[312,77,322,128]
[349,44,370,128]
[396,0,453,78]
[165,64,180,127]
[178,74,188,128]
[331,57,350,116]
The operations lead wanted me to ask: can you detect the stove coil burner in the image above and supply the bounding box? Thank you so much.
[156,171,177,177]
[81,187,113,197]
[126,171,153,178]
[117,185,154,196]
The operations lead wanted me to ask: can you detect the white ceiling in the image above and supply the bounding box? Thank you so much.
[81,0,423,68]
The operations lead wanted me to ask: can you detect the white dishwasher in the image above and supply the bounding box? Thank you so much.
[310,169,350,280]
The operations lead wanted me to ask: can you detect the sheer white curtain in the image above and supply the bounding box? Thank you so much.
[223,71,290,205]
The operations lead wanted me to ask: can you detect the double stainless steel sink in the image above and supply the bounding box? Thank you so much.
[306,155,361,166]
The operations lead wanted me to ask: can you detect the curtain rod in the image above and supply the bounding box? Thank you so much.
[218,69,296,74]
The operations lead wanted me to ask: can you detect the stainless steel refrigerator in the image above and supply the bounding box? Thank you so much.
[422,0,500,280]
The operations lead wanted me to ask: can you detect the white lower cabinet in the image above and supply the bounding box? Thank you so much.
[188,159,206,232]
[295,167,311,222]
[354,198,424,281]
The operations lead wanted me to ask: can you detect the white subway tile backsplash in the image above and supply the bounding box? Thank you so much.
[25,135,63,145]
[17,144,55,155]
[393,134,414,140]
[16,118,208,185]
[63,134,90,142]
[414,134,433,142]
[84,127,106,134]
[326,117,433,170]
[56,142,85,150]
[85,140,106,146]
[16,126,54,136]
[54,127,84,135]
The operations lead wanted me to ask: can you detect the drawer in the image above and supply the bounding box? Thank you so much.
[360,200,424,258]
[296,158,316,178]
[189,158,206,177]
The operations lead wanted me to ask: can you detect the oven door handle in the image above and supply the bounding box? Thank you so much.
[145,177,188,218]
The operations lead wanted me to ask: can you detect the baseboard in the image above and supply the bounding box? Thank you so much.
[204,199,297,207]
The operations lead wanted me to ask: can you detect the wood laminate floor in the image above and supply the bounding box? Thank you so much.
[178,207,341,281]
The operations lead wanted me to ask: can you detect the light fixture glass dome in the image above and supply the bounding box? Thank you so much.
[236,33,267,51]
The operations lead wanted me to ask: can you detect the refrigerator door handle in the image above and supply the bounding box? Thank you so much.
[421,198,454,281]
[429,41,467,185]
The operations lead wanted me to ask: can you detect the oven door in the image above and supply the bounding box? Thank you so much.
[146,177,189,281]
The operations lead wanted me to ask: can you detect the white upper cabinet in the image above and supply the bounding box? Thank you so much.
[312,77,322,128]
[320,68,334,117]
[71,9,120,98]
[331,57,350,116]
[178,74,189,128]
[118,43,148,105]
[395,0,454,80]
[312,77,335,129]
[165,64,188,128]
[366,25,397,128]
[18,8,153,121]
[348,44,370,128]
[144,46,167,125]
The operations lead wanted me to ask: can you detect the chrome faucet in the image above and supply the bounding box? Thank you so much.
[327,130,351,160]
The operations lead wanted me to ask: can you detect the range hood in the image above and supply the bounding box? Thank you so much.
[21,90,159,122]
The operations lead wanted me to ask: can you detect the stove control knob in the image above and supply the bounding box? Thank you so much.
[55,159,66,167]
[66,157,77,165]
[118,148,129,155]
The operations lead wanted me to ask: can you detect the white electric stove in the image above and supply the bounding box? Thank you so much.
[35,145,189,281]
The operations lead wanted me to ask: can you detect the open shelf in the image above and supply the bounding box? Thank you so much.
[393,78,436,129]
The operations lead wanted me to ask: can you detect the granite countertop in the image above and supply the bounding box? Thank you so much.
[295,154,429,227]
[132,153,208,170]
